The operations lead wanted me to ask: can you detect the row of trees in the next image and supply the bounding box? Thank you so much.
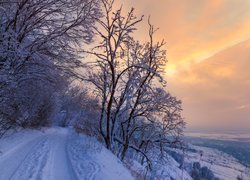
[0,0,101,136]
[0,0,185,172]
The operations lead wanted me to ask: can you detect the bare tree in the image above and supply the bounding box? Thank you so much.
[85,0,185,168]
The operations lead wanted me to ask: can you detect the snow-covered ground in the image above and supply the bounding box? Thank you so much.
[126,152,193,180]
[0,127,133,180]
[1,127,250,180]
[181,144,250,180]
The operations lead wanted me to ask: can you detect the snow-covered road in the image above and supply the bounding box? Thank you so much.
[0,128,133,180]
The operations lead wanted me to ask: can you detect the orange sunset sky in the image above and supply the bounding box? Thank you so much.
[116,0,250,131]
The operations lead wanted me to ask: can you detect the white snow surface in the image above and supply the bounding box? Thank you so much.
[125,154,192,180]
[0,127,134,180]
[183,144,250,180]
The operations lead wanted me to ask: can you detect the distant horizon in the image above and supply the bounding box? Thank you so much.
[185,126,250,134]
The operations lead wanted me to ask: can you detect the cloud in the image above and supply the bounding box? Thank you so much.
[169,40,250,130]
[115,0,250,131]
[237,104,250,110]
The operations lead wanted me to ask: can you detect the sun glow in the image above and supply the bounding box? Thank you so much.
[165,64,177,76]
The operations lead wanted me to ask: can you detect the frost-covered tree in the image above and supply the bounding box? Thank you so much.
[0,0,100,80]
[60,87,100,136]
[0,61,66,136]
[58,86,99,127]
[85,0,185,168]
[0,0,101,135]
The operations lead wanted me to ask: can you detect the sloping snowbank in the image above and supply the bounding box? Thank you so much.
[67,131,134,180]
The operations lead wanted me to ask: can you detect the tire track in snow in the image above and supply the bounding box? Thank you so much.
[1,129,85,180]
[0,135,51,180]
[45,129,78,180]
[9,137,50,180]
[0,128,132,180]
[0,132,46,159]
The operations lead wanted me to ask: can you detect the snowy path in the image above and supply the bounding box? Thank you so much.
[0,128,133,180]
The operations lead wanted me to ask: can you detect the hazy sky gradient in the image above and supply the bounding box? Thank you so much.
[116,0,250,131]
